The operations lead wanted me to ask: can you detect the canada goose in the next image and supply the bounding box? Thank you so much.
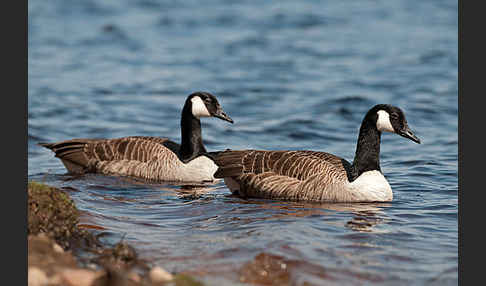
[39,91,234,183]
[210,104,420,202]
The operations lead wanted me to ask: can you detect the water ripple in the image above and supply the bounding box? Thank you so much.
[28,0,457,284]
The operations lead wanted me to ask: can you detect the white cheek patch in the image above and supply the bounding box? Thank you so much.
[191,96,211,118]
[376,110,394,132]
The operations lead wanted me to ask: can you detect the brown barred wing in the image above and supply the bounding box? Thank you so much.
[213,150,350,182]
[212,150,354,201]
[39,136,180,174]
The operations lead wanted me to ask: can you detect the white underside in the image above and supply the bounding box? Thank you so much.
[177,155,219,182]
[223,170,393,202]
[345,170,393,202]
[95,154,219,183]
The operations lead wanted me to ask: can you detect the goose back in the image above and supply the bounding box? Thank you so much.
[40,136,218,182]
[211,150,371,202]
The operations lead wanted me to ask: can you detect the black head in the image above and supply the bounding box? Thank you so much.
[185,91,234,123]
[366,104,421,144]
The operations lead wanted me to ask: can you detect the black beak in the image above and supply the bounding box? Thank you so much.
[213,107,234,124]
[399,126,421,144]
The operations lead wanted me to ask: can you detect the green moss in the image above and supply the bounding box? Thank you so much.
[28,181,84,249]
[173,274,205,286]
[28,181,209,285]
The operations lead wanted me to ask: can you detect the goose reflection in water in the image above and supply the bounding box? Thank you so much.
[218,196,390,232]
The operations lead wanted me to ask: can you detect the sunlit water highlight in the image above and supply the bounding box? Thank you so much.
[29,0,457,285]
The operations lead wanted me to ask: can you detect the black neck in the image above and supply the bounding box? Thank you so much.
[350,118,382,181]
[179,105,207,163]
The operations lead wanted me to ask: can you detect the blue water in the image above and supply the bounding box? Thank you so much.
[28,0,458,285]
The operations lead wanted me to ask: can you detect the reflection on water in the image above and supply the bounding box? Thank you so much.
[29,167,457,285]
[220,199,390,232]
[29,0,457,284]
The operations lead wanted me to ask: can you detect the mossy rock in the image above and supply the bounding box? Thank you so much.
[28,181,85,249]
[173,274,205,286]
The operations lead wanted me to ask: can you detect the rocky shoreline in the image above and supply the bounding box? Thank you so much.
[28,181,203,286]
[28,180,336,286]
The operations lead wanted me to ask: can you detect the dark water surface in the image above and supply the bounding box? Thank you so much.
[28,0,457,285]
